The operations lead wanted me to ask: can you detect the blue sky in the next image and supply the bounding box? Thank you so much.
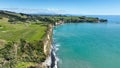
[0,0,120,15]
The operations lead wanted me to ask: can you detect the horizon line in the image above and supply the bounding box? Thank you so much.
[1,9,120,16]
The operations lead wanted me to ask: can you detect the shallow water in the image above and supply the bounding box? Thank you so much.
[53,16,120,68]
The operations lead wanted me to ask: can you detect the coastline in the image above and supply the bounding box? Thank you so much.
[42,24,58,68]
[43,21,64,68]
[0,10,110,68]
[50,23,64,68]
[51,40,59,68]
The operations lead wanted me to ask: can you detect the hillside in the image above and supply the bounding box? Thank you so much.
[0,10,49,68]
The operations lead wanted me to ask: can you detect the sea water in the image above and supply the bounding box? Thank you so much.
[53,16,120,68]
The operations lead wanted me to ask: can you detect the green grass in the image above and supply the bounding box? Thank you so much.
[0,21,47,42]
[0,19,48,67]
[16,62,37,68]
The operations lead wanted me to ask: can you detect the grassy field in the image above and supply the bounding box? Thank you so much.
[0,19,47,43]
[0,18,48,68]
[16,62,37,68]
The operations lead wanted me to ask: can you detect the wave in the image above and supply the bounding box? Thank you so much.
[55,44,61,52]
[51,39,60,68]
[56,44,61,47]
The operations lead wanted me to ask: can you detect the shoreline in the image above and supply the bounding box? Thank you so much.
[51,45,57,68]
[50,26,58,68]
[50,23,64,68]
[43,37,58,68]
[49,25,59,68]
[42,24,58,68]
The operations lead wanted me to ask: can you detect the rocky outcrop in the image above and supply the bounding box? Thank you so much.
[55,20,64,26]
[99,19,108,22]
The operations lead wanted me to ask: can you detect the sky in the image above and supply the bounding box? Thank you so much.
[0,0,120,15]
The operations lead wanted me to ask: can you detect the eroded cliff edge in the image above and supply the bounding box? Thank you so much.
[38,24,54,68]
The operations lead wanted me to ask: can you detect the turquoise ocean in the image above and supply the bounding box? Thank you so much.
[53,15,120,68]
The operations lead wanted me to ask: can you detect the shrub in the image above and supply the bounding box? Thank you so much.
[0,17,2,19]
[8,19,15,22]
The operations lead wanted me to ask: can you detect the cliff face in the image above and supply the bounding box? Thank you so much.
[43,24,53,56]
[37,24,53,68]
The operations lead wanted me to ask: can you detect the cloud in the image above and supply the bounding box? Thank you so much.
[1,8,67,14]
[47,8,67,14]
